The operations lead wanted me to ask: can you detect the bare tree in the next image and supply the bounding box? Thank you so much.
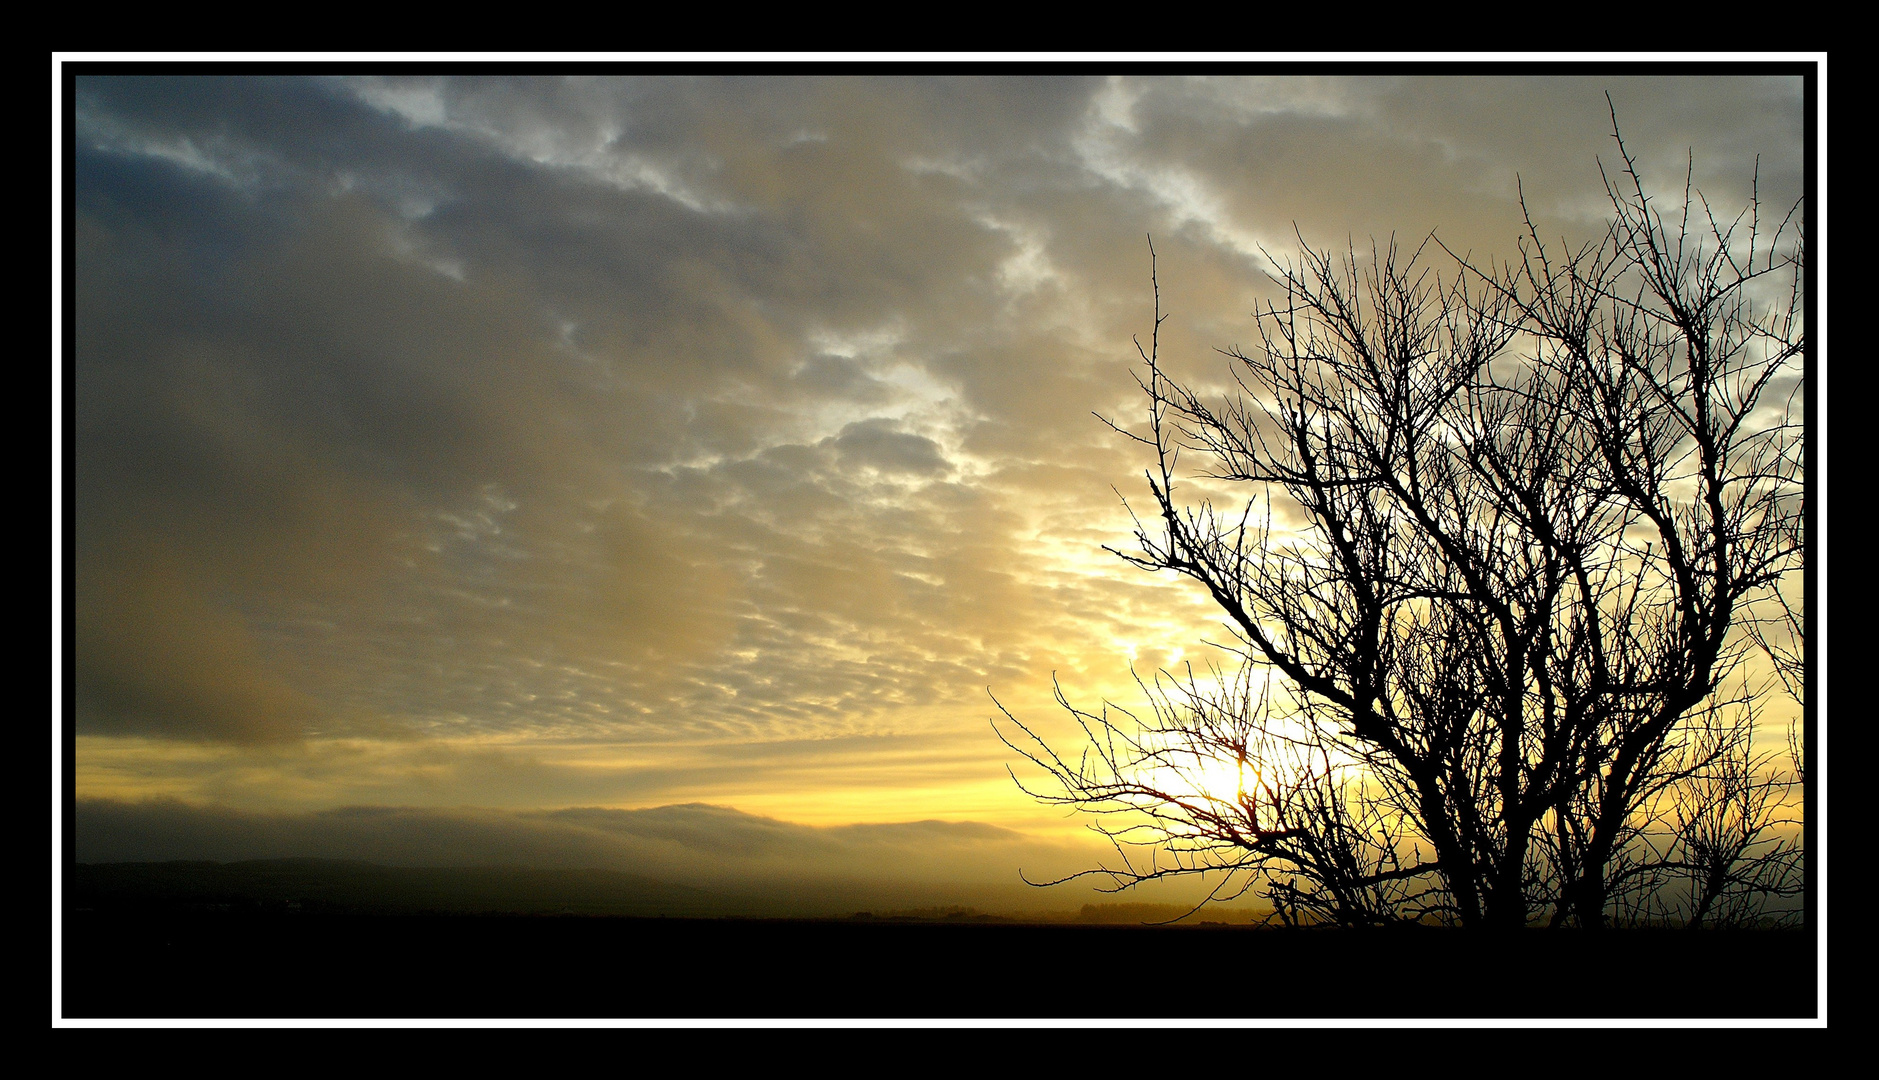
[1747,556,1806,785]
[997,113,1806,929]
[1600,689,1804,929]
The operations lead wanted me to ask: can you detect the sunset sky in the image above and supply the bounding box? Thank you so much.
[63,68,1812,909]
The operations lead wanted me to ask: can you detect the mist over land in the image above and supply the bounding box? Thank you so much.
[74,796,1189,916]
[71,856,1268,925]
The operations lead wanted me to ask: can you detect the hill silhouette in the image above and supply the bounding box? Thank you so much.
[71,858,750,918]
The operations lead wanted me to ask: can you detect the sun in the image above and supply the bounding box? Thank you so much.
[1141,748,1252,813]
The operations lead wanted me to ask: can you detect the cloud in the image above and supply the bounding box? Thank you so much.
[831,418,951,476]
[75,557,319,744]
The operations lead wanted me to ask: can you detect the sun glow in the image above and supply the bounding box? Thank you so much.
[1143,751,1251,814]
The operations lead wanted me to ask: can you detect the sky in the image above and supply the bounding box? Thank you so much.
[63,68,1811,911]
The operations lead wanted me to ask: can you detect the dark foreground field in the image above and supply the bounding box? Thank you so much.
[63,910,1817,1020]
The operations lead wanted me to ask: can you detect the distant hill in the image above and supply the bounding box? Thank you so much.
[1073,902,1265,924]
[68,860,1282,923]
[70,859,753,918]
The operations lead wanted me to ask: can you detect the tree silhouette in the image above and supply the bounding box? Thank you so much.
[997,113,1805,929]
